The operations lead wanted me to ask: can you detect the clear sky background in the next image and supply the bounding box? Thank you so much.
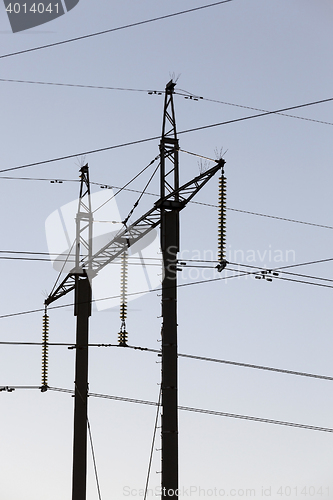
[1,1,333,499]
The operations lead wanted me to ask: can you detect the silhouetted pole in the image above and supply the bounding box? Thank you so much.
[72,164,93,500]
[160,80,179,498]
[72,275,91,500]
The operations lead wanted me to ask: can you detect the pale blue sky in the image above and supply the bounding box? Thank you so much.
[1,1,333,499]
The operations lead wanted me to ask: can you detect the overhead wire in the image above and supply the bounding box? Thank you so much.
[121,161,160,226]
[0,1,233,60]
[2,95,333,175]
[1,341,333,382]
[0,270,254,320]
[178,96,333,136]
[226,261,333,283]
[0,172,332,231]
[0,78,159,93]
[3,385,332,434]
[2,77,333,131]
[177,87,333,127]
[1,257,333,321]
[92,155,160,215]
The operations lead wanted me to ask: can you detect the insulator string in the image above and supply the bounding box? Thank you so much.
[41,306,49,391]
[118,249,128,346]
[217,169,227,272]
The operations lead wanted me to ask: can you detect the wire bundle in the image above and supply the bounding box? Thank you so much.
[41,308,49,391]
[118,250,128,346]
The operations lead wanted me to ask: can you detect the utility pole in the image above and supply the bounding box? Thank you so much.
[72,273,91,500]
[72,164,93,500]
[45,165,93,500]
[160,80,180,498]
[72,165,93,500]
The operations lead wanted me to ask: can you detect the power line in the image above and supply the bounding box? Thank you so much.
[1,256,332,321]
[227,261,333,283]
[178,96,333,136]
[2,341,333,382]
[177,87,333,127]
[226,265,333,289]
[1,263,332,321]
[2,95,333,175]
[0,271,251,320]
[0,1,232,60]
[183,257,333,273]
[225,207,333,230]
[92,155,159,215]
[0,136,161,174]
[4,385,331,434]
[1,173,332,231]
[0,78,158,93]
[3,75,333,130]
[3,76,333,132]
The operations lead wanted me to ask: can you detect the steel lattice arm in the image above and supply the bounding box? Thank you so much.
[45,159,224,306]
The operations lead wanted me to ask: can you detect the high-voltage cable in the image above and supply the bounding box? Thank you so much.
[118,249,129,346]
[41,306,49,392]
[0,1,232,60]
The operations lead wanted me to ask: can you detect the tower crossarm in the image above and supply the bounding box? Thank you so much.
[45,159,224,306]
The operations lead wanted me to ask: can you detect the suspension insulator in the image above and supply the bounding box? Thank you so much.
[217,174,227,272]
[118,249,129,345]
[41,308,49,392]
[118,328,128,347]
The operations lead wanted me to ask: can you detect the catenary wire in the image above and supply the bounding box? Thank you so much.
[0,270,254,319]
[2,77,333,130]
[1,95,333,175]
[3,386,331,434]
[1,342,333,382]
[226,261,333,283]
[1,259,333,321]
[177,87,333,127]
[0,173,332,231]
[0,78,161,93]
[0,1,233,60]
[178,96,333,136]
[1,252,331,286]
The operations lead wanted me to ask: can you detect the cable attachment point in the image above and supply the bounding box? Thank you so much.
[118,249,129,346]
[41,305,49,392]
[217,172,228,272]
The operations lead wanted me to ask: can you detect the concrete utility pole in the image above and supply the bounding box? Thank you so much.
[45,165,93,500]
[160,80,180,498]
[72,274,91,500]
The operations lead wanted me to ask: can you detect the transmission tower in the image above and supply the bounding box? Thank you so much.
[44,81,225,500]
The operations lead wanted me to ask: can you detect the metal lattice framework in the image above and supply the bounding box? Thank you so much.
[45,160,224,306]
[160,80,179,201]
